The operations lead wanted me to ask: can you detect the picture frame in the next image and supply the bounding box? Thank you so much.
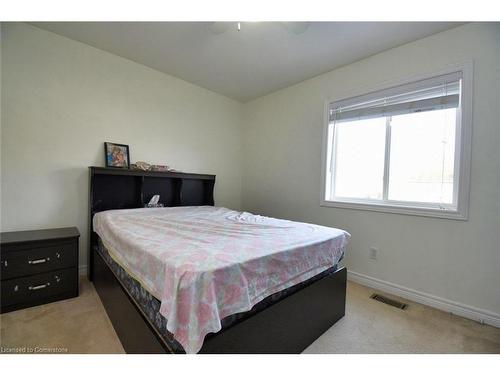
[104,142,130,169]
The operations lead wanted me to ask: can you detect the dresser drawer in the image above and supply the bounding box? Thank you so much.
[1,241,77,280]
[1,268,77,310]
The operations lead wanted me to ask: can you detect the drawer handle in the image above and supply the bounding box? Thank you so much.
[28,257,50,265]
[28,283,50,291]
[3,260,7,267]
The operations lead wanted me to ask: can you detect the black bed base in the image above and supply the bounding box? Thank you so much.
[93,248,347,354]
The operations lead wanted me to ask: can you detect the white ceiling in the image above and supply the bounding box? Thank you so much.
[31,22,462,102]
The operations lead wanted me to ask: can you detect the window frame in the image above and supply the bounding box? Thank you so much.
[320,62,473,220]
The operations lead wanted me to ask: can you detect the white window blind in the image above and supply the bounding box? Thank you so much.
[329,72,461,123]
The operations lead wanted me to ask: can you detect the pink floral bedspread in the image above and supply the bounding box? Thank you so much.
[93,206,350,353]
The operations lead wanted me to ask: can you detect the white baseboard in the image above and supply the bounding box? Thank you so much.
[347,270,500,328]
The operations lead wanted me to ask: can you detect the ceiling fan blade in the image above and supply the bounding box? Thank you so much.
[208,22,231,34]
[281,22,310,35]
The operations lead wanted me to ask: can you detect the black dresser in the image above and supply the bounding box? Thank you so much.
[1,227,80,313]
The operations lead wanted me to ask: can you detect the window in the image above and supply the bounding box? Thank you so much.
[321,65,472,219]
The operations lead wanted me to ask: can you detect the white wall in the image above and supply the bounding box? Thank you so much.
[242,23,500,316]
[0,23,243,268]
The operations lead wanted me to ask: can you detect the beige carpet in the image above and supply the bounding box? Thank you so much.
[0,277,124,354]
[303,282,500,353]
[1,277,499,354]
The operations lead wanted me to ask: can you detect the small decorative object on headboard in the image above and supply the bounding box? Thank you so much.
[104,142,130,169]
[131,161,151,171]
[145,195,163,208]
[151,164,179,172]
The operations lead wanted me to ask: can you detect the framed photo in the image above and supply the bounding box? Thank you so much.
[104,142,130,168]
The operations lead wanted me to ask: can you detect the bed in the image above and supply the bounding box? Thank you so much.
[88,167,349,353]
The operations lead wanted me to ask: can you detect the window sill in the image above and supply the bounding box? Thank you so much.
[320,199,468,220]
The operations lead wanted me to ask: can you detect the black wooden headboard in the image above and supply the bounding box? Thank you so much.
[87,166,215,280]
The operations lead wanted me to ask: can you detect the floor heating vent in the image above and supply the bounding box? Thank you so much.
[370,293,408,310]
